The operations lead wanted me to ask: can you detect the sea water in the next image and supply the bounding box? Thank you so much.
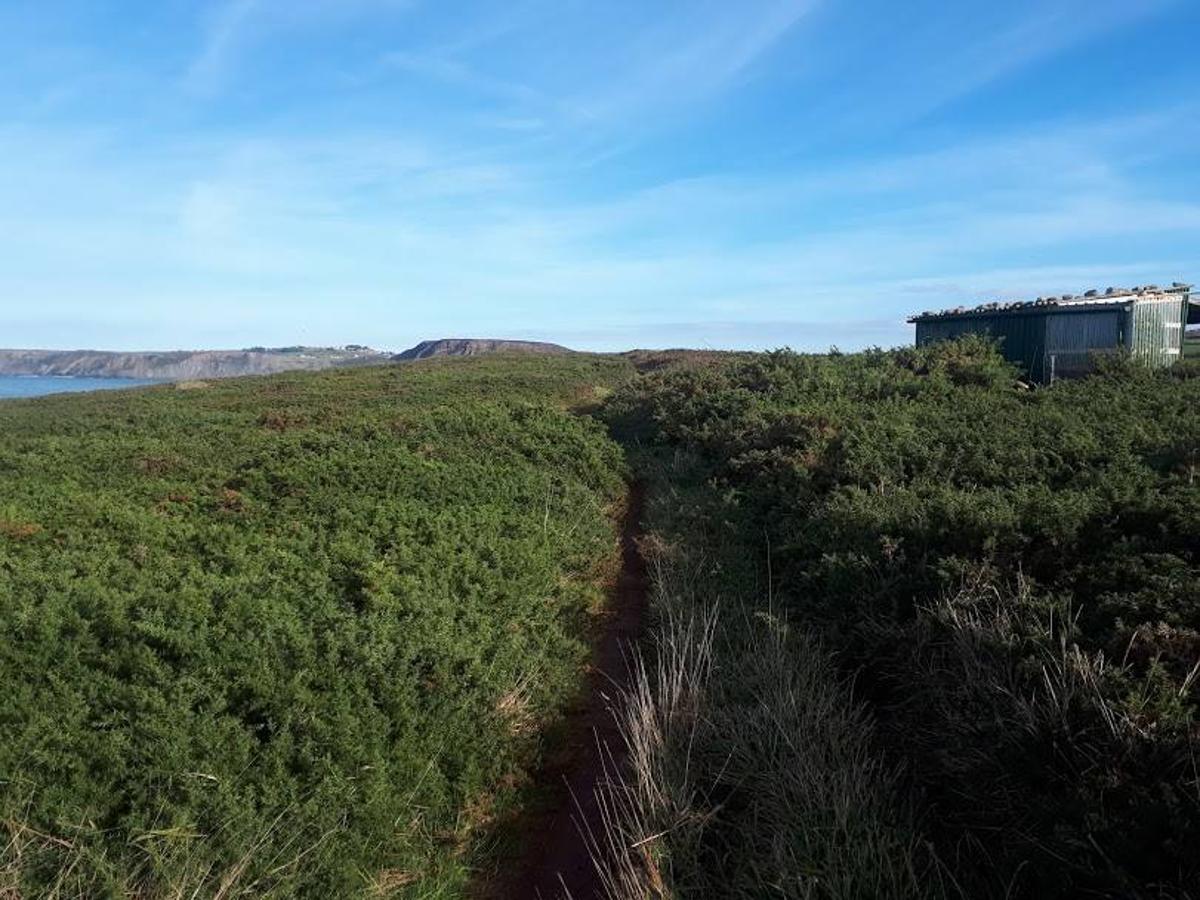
[0,375,163,399]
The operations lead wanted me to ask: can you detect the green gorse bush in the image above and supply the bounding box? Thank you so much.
[0,355,631,898]
[601,340,1200,897]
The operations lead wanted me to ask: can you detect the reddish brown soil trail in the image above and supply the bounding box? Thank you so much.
[479,483,648,900]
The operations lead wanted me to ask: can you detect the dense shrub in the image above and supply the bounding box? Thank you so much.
[602,340,1200,897]
[0,355,631,898]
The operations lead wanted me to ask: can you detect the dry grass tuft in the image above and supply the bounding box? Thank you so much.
[0,521,41,540]
[587,531,940,899]
[370,869,420,896]
[494,677,538,740]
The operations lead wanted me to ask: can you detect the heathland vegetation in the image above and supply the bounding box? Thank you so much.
[0,355,631,897]
[2,341,1198,898]
[599,339,1200,898]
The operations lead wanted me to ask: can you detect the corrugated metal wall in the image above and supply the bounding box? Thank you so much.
[1129,297,1185,368]
[1044,310,1123,380]
[916,313,1049,380]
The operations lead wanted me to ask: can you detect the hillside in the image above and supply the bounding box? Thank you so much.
[2,343,1198,898]
[394,339,571,361]
[0,346,386,380]
[0,354,633,898]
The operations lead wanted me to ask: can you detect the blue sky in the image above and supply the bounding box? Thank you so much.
[1,0,1197,351]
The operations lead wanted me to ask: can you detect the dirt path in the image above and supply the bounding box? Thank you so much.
[477,483,648,900]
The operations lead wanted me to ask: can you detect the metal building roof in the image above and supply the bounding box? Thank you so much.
[908,283,1193,324]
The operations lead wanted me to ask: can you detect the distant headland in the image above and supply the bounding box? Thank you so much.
[0,340,571,380]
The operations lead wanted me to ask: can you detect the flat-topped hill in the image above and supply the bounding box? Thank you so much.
[394,338,571,361]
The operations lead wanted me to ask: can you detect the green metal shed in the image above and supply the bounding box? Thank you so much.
[909,284,1192,383]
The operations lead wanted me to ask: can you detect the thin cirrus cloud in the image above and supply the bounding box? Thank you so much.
[565,0,821,121]
[369,0,821,140]
[4,112,1198,349]
[0,0,1196,350]
[785,0,1183,131]
[183,0,259,96]
[183,0,416,96]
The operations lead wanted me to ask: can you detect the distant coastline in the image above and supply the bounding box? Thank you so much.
[0,340,571,382]
[0,346,387,381]
[0,374,164,400]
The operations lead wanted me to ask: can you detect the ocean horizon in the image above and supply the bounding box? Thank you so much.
[0,375,163,399]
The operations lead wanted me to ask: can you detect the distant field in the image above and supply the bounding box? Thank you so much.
[0,355,631,898]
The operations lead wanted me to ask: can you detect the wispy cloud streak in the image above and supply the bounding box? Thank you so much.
[0,0,1196,350]
[184,0,261,96]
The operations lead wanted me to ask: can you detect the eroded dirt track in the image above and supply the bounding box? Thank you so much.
[477,483,648,900]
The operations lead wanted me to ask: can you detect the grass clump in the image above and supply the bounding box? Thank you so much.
[0,354,632,898]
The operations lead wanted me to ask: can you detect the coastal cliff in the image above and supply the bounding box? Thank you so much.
[0,347,385,380]
[0,339,574,380]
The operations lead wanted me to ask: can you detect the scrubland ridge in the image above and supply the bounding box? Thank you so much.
[2,341,1198,898]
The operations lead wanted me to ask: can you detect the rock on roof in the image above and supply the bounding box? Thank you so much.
[909,283,1193,322]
